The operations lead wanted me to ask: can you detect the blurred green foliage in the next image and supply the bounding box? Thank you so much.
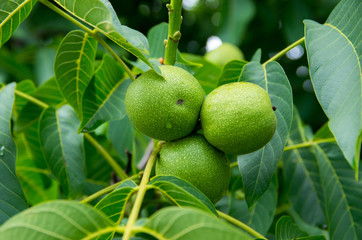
[0,0,339,129]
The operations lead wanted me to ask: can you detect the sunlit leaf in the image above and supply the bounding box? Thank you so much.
[0,0,37,48]
[304,0,362,170]
[238,61,293,207]
[148,176,217,215]
[79,54,130,133]
[39,105,85,198]
[54,30,97,116]
[95,180,137,222]
[0,201,113,239]
[144,207,254,240]
[52,0,159,73]
[0,83,28,224]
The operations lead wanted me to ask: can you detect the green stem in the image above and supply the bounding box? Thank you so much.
[39,0,93,34]
[80,173,141,204]
[39,0,136,81]
[84,133,128,180]
[94,36,136,81]
[263,37,305,66]
[164,0,183,65]
[122,141,164,240]
[230,161,238,168]
[217,210,267,239]
[16,166,52,175]
[283,138,336,152]
[14,89,49,108]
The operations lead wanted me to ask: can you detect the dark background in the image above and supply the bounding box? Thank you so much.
[0,0,340,130]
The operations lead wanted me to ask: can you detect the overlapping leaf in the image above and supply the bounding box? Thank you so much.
[227,174,278,235]
[39,105,85,198]
[79,54,130,132]
[313,142,362,240]
[14,80,36,118]
[0,0,37,48]
[52,0,157,72]
[282,107,325,226]
[15,77,64,133]
[148,176,217,215]
[108,116,135,166]
[218,60,248,86]
[237,61,293,207]
[144,207,253,240]
[95,180,137,223]
[304,0,362,170]
[275,216,308,240]
[0,83,28,224]
[0,201,113,239]
[54,30,97,116]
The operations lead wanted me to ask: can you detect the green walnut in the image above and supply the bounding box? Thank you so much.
[205,43,244,66]
[200,82,277,155]
[125,65,205,141]
[156,134,230,203]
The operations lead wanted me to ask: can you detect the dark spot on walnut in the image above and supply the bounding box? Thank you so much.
[272,106,277,111]
[177,99,184,105]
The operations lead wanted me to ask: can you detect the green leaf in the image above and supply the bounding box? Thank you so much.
[14,80,36,118]
[313,142,362,240]
[39,105,85,198]
[144,207,253,240]
[16,137,58,206]
[84,134,113,183]
[275,216,307,240]
[218,0,255,45]
[95,180,137,222]
[183,53,222,94]
[108,116,135,166]
[148,176,217,215]
[250,49,261,62]
[79,54,130,133]
[217,60,248,86]
[15,77,64,133]
[148,22,168,59]
[0,200,113,239]
[0,0,37,48]
[237,61,293,207]
[52,0,158,73]
[0,83,28,224]
[282,107,326,226]
[304,0,362,170]
[227,174,278,235]
[54,30,98,116]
